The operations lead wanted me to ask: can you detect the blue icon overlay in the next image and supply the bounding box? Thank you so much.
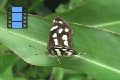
[7,7,28,28]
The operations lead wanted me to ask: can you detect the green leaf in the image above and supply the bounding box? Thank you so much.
[49,0,120,33]
[56,0,84,13]
[0,44,9,52]
[0,50,18,74]
[0,12,120,80]
[0,47,18,80]
[1,66,14,80]
[52,67,64,80]
[0,0,7,11]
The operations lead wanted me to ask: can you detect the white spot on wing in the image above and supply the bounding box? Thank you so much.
[69,50,73,51]
[62,48,67,51]
[65,28,69,32]
[55,49,61,56]
[59,21,63,24]
[54,39,58,45]
[52,33,57,38]
[54,46,62,48]
[66,51,72,56]
[51,26,58,31]
[51,49,55,55]
[58,28,63,33]
[62,35,67,40]
[64,40,68,47]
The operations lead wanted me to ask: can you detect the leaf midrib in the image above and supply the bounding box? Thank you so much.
[75,55,120,74]
[0,27,47,46]
[93,20,120,27]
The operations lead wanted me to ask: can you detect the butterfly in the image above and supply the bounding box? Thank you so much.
[46,16,81,64]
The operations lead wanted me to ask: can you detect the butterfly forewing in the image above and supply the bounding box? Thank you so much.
[47,16,78,56]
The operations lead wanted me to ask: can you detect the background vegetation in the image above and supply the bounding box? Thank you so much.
[0,0,120,80]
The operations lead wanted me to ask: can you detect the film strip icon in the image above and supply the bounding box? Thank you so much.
[7,7,28,28]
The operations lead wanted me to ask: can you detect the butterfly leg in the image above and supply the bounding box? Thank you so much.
[55,56,61,64]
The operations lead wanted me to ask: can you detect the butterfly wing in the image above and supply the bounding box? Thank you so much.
[47,16,73,50]
[47,16,78,56]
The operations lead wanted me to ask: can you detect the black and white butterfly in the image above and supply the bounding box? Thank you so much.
[46,16,81,64]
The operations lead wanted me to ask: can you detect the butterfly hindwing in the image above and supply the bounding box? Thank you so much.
[51,45,78,56]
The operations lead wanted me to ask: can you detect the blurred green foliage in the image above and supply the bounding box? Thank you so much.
[0,0,89,80]
[0,0,120,80]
